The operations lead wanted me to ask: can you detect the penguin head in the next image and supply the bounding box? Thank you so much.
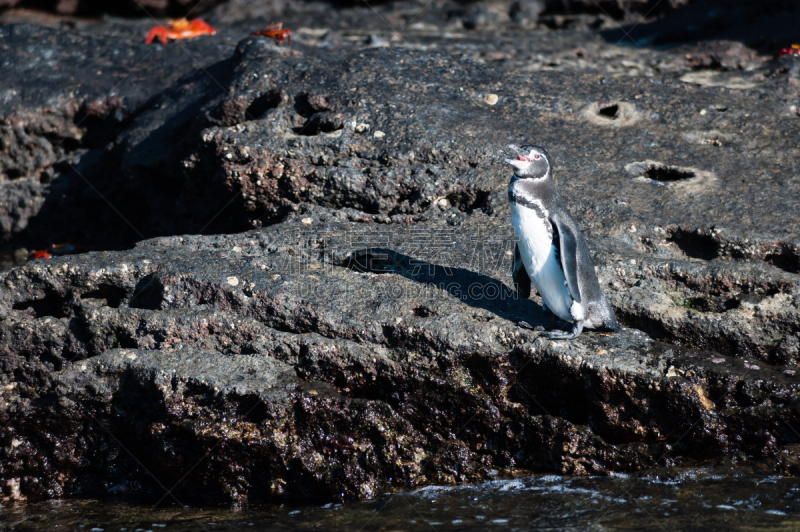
[505,145,551,180]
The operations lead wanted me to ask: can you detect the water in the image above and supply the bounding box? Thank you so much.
[3,470,799,531]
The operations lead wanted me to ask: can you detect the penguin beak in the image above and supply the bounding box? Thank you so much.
[505,144,530,169]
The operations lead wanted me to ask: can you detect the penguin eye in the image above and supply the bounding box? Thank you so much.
[533,154,541,160]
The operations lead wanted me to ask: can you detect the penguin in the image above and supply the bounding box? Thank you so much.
[505,144,620,339]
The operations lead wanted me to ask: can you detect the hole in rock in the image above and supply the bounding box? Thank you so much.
[446,189,492,214]
[722,298,741,311]
[246,89,283,120]
[667,229,719,260]
[412,306,433,317]
[686,296,724,313]
[80,284,127,308]
[115,331,139,349]
[381,324,400,347]
[235,396,269,423]
[645,165,695,182]
[128,274,165,310]
[6,168,24,180]
[764,248,800,274]
[666,229,719,260]
[12,290,68,318]
[597,103,619,118]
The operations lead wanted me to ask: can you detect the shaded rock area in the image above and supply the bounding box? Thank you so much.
[0,0,660,21]
[0,0,223,18]
[1,0,799,504]
[0,23,234,248]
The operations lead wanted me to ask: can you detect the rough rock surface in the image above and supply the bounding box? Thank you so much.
[1,0,799,504]
[2,222,798,501]
[2,0,799,249]
[0,23,233,248]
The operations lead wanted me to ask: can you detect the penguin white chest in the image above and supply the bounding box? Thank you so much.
[510,201,553,273]
[510,201,574,322]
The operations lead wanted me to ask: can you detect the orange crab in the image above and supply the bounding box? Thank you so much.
[30,250,51,259]
[28,244,92,261]
[145,18,217,45]
[778,44,800,57]
[249,22,291,45]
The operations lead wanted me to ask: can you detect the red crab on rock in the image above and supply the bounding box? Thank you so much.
[778,44,800,57]
[30,250,51,260]
[250,22,291,45]
[145,18,217,45]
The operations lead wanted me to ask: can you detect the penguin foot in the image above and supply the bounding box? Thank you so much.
[541,321,584,340]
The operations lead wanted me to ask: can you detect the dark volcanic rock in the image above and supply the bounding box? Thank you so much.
[1,0,799,505]
[0,0,223,17]
[99,35,800,244]
[0,23,231,248]
[0,219,798,501]
[3,0,799,249]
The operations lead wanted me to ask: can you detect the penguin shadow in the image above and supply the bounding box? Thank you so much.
[338,248,552,328]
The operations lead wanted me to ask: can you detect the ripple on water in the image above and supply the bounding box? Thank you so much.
[3,469,799,531]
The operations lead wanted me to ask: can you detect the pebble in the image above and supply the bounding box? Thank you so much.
[484,94,499,105]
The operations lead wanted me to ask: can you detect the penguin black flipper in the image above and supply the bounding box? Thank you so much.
[549,212,582,305]
[550,210,622,333]
[512,243,531,299]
